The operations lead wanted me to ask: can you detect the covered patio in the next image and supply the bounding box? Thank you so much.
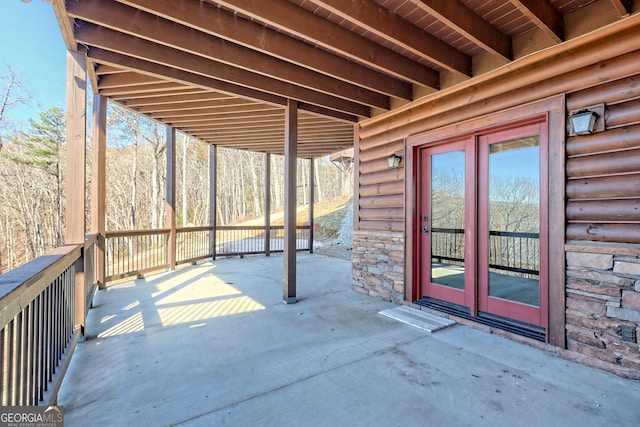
[2,0,640,413]
[58,254,640,426]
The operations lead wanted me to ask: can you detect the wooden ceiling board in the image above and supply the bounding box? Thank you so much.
[51,0,635,157]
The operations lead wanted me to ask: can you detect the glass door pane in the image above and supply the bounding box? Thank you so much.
[487,137,540,306]
[431,150,466,290]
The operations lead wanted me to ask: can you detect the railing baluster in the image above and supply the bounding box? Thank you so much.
[23,303,32,405]
[8,318,16,405]
[33,294,41,404]
[0,325,5,405]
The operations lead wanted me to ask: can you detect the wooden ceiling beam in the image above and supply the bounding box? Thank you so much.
[195,128,353,139]
[88,50,358,123]
[200,134,352,146]
[109,88,207,101]
[168,113,286,127]
[407,0,511,60]
[99,82,188,97]
[123,92,232,107]
[139,99,264,114]
[150,105,279,119]
[211,0,439,88]
[76,24,371,118]
[176,114,285,128]
[88,47,285,104]
[118,0,412,100]
[68,1,388,110]
[509,0,563,43]
[310,0,470,76]
[97,72,168,89]
[94,64,129,75]
[182,119,349,133]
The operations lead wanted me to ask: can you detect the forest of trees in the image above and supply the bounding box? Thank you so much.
[0,67,352,273]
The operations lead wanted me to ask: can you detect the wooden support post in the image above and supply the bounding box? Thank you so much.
[308,158,315,254]
[265,152,272,256]
[65,49,87,330]
[283,100,298,304]
[209,144,217,259]
[91,94,107,289]
[166,127,177,270]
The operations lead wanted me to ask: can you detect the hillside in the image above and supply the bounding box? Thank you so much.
[236,195,353,259]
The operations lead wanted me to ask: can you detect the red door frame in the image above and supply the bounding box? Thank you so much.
[417,138,478,313]
[477,122,549,327]
[413,116,549,328]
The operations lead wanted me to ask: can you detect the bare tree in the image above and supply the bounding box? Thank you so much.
[0,65,32,151]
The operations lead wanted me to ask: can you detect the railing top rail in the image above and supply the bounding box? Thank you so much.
[215,225,311,230]
[0,244,81,325]
[431,227,539,239]
[85,233,98,247]
[105,229,171,238]
[176,226,213,233]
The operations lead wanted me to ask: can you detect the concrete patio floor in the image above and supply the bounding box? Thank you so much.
[59,254,640,427]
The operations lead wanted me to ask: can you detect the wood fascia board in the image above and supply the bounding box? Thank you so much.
[68,1,390,110]
[76,24,371,117]
[609,0,633,16]
[87,60,100,95]
[509,0,564,43]
[117,0,412,100]
[407,0,511,60]
[51,0,76,51]
[213,0,438,88]
[311,0,471,76]
[359,13,640,137]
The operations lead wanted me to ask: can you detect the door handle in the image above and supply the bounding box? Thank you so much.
[422,226,429,234]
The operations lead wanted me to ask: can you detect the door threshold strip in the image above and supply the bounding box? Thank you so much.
[415,297,546,341]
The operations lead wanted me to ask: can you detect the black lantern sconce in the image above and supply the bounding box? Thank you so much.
[387,152,402,169]
[570,109,599,135]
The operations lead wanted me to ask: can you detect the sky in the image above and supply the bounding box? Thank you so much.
[1,0,67,128]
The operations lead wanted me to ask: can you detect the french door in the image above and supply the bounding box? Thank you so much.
[419,121,548,329]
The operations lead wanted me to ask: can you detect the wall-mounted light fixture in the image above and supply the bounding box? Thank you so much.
[570,109,599,135]
[387,152,402,169]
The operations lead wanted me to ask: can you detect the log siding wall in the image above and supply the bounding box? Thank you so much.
[352,18,640,378]
[561,75,640,378]
[566,76,640,243]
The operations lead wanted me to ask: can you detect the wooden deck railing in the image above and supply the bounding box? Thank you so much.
[431,228,540,276]
[106,225,312,282]
[0,239,96,406]
[0,222,310,405]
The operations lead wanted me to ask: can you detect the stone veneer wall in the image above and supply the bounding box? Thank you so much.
[352,230,404,304]
[351,230,640,379]
[565,251,640,379]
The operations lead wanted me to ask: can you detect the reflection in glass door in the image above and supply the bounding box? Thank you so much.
[478,122,548,327]
[420,141,469,306]
[487,137,540,306]
[430,150,466,290]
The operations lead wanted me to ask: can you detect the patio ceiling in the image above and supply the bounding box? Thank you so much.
[52,0,633,158]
